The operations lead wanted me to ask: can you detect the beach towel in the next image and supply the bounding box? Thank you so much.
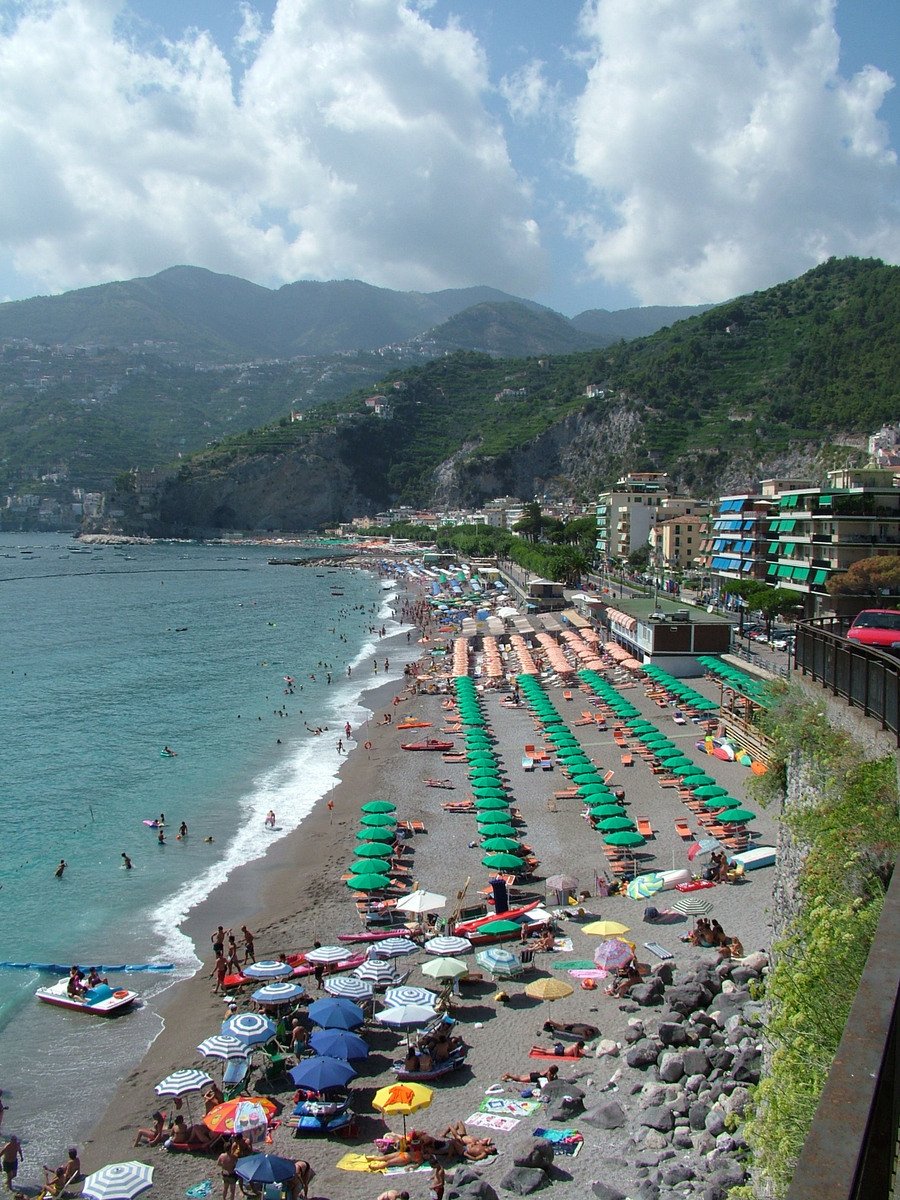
[549,959,595,971]
[528,1048,584,1060]
[185,1183,212,1198]
[479,1097,541,1117]
[465,1112,519,1132]
[533,1128,584,1157]
[335,1153,386,1173]
[383,1164,432,1176]
[552,937,573,952]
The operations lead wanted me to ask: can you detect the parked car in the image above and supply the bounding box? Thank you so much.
[846,609,900,653]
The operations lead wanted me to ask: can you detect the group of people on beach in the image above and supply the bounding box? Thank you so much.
[683,917,745,959]
[209,924,256,992]
[1,1135,78,1200]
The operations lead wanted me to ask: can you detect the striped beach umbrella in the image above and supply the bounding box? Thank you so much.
[82,1162,153,1200]
[242,960,293,979]
[424,935,472,956]
[305,945,349,964]
[155,1068,213,1098]
[324,975,373,1000]
[196,1035,249,1062]
[354,959,401,987]
[251,981,305,1005]
[221,1012,277,1047]
[383,985,439,1008]
[369,937,419,958]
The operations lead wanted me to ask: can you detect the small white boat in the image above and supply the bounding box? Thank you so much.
[35,979,139,1015]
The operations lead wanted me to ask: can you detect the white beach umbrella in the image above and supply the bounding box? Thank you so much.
[197,1034,250,1062]
[252,981,305,1005]
[368,937,419,959]
[242,959,294,979]
[305,945,349,964]
[375,1003,438,1031]
[221,1011,277,1047]
[155,1068,212,1098]
[82,1162,153,1200]
[383,985,439,1008]
[324,975,374,1000]
[354,959,401,987]
[424,935,473,956]
[394,890,448,914]
[424,935,472,956]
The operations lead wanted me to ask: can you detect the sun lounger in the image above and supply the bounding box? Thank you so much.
[399,820,426,834]
[554,788,579,799]
[620,753,633,767]
[563,690,573,701]
[540,757,553,771]
[674,819,693,841]
[636,817,653,838]
[522,755,536,771]
[524,743,536,757]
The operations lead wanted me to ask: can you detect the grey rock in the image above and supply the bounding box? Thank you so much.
[630,983,663,1007]
[714,1134,737,1153]
[512,1138,554,1171]
[731,1048,761,1084]
[623,1019,646,1043]
[681,1048,711,1076]
[500,1166,546,1195]
[590,1181,628,1200]
[641,1084,667,1107]
[633,1183,661,1200]
[666,984,709,1015]
[546,1094,584,1122]
[689,1102,710,1131]
[692,1132,716,1155]
[708,1161,748,1188]
[704,1108,726,1137]
[642,1130,669,1150]
[582,1100,627,1130]
[634,1151,664,1168]
[668,1094,689,1117]
[657,1021,689,1048]
[541,1081,584,1104]
[626,1039,661,1068]
[672,1127,694,1150]
[730,965,759,986]
[684,1073,707,1094]
[723,1086,751,1117]
[706,1047,735,1071]
[661,1163,695,1185]
[658,1052,685,1083]
[448,1173,499,1200]
[641,1105,675,1133]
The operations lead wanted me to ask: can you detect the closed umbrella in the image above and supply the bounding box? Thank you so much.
[289,1056,357,1091]
[308,1029,369,1060]
[82,1163,153,1200]
[545,874,578,892]
[524,977,574,1002]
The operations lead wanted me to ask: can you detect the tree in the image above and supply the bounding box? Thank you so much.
[827,555,900,598]
[627,545,650,569]
[512,501,543,542]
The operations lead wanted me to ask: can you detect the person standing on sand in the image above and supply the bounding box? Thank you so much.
[210,953,228,994]
[429,1159,445,1200]
[217,1143,239,1200]
[241,925,255,963]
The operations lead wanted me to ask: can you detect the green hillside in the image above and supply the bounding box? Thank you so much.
[420,301,599,355]
[177,257,899,508]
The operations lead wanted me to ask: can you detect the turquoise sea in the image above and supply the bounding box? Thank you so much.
[0,533,408,1165]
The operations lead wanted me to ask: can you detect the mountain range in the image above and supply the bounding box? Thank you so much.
[0,266,707,361]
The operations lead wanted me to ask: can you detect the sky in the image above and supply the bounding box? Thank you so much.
[0,0,898,315]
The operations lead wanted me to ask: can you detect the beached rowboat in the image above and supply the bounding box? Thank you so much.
[400,738,454,751]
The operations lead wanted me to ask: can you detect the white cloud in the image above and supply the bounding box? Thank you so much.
[571,0,900,303]
[499,59,557,122]
[0,0,543,297]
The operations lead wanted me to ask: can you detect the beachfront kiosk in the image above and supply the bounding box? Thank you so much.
[599,596,733,676]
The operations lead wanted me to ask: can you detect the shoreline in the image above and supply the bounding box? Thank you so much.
[80,632,417,1166]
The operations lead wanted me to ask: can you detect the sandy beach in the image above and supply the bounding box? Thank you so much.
[69,624,779,1200]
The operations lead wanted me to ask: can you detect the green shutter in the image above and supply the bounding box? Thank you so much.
[792,566,810,581]
[818,494,832,506]
[767,542,778,555]
[767,564,778,577]
[784,542,796,555]
[812,569,828,585]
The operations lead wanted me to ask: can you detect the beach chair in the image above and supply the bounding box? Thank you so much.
[540,757,553,771]
[223,1055,252,1100]
[636,817,653,838]
[672,710,687,725]
[620,753,633,767]
[522,755,536,772]
[563,690,573,701]
[674,819,693,841]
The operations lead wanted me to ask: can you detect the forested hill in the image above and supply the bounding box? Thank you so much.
[155,257,899,532]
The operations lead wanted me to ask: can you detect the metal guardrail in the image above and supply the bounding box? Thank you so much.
[786,868,900,1200]
[795,617,900,744]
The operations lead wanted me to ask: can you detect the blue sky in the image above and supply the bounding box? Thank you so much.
[0,0,897,314]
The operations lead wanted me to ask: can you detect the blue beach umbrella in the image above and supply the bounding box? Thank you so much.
[309,1028,369,1060]
[307,997,365,1030]
[221,1012,277,1047]
[288,1055,357,1091]
[235,1155,296,1186]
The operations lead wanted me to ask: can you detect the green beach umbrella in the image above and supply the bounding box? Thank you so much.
[482,853,525,870]
[348,858,391,876]
[361,801,397,814]
[478,810,515,827]
[603,830,646,847]
[578,782,614,796]
[673,764,705,778]
[481,837,520,851]
[693,785,728,799]
[479,823,516,839]
[570,769,600,782]
[346,873,391,891]
[355,841,393,858]
[655,747,685,760]
[473,796,509,810]
[472,787,507,799]
[360,813,397,827]
[598,815,637,832]
[589,804,626,819]
[477,919,522,935]
[661,756,693,770]
[685,774,716,789]
[719,808,756,824]
[355,828,395,843]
